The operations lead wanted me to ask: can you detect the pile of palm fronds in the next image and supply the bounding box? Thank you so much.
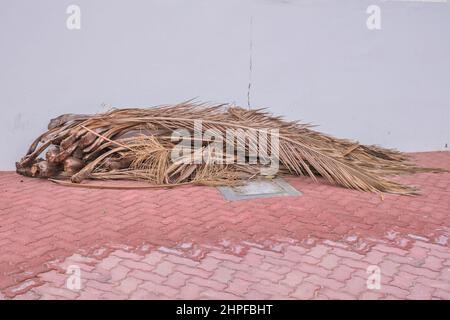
[16,101,443,194]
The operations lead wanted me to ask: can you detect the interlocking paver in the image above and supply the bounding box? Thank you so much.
[0,152,449,299]
[116,276,142,295]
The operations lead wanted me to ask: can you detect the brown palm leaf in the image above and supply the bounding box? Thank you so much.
[16,101,445,195]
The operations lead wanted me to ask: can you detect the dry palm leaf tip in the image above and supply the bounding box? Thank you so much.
[16,102,444,195]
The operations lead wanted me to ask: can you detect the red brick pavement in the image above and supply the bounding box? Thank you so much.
[0,152,449,299]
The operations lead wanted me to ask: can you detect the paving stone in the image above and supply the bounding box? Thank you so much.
[1,151,449,299]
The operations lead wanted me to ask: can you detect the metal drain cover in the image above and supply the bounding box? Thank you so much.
[217,178,301,201]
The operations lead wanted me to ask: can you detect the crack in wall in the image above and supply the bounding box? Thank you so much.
[247,16,253,109]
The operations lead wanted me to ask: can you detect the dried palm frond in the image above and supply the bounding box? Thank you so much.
[16,101,446,195]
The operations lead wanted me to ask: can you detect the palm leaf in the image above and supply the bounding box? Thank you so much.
[16,102,445,195]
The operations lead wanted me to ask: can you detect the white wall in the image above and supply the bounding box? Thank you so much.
[1,0,449,170]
